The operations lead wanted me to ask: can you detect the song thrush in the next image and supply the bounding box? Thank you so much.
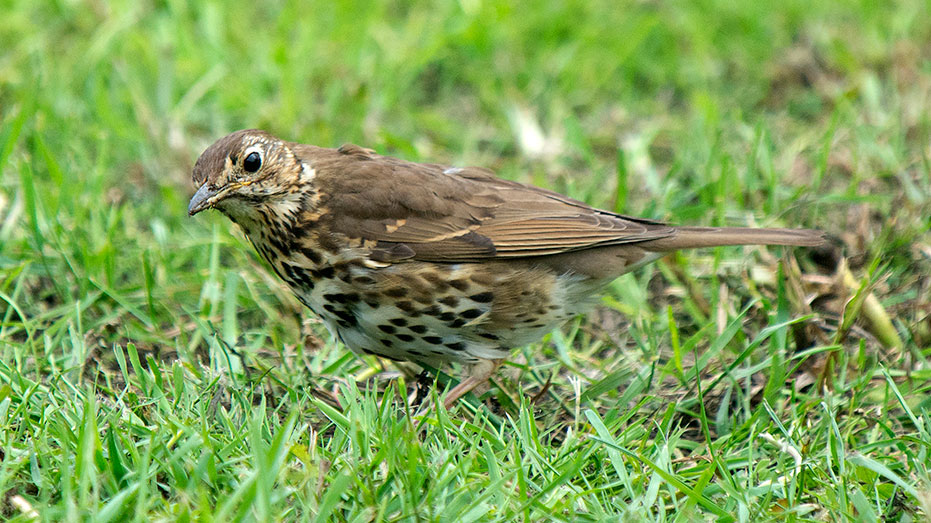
[189,129,824,406]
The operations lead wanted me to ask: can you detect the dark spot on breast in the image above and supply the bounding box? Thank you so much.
[363,292,381,307]
[408,349,424,357]
[334,310,358,326]
[437,312,456,322]
[460,308,483,319]
[439,296,459,307]
[421,305,442,316]
[301,247,322,264]
[354,276,376,285]
[378,324,396,334]
[421,273,450,292]
[324,293,360,304]
[423,336,443,345]
[362,347,377,355]
[316,232,342,254]
[469,292,494,303]
[323,304,338,313]
[412,294,433,305]
[469,272,495,286]
[258,244,275,262]
[478,332,500,340]
[447,319,466,328]
[389,318,408,327]
[381,338,393,347]
[282,263,314,289]
[448,279,470,291]
[444,342,466,351]
[297,271,316,289]
[529,323,546,329]
[408,324,427,334]
[383,287,408,298]
[396,300,416,312]
[395,333,415,342]
[268,234,291,256]
[311,266,336,279]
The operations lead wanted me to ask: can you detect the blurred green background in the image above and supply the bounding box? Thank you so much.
[1,0,930,520]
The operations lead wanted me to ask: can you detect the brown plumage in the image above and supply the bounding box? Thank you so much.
[189,129,824,406]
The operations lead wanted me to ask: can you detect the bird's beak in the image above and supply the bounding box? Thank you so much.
[188,183,220,216]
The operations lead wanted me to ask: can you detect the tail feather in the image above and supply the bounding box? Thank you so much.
[641,227,825,251]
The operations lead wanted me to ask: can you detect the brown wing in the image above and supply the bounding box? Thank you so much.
[305,144,676,263]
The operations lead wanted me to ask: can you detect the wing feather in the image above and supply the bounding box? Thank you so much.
[305,144,675,263]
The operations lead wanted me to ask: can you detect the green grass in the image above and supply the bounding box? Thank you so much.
[1,0,930,520]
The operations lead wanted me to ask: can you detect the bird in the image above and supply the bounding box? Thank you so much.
[188,129,824,407]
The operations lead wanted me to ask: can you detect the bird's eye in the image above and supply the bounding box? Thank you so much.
[243,151,262,173]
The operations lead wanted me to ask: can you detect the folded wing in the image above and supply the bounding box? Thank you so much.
[311,146,676,263]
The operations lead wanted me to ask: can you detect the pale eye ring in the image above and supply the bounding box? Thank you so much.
[243,150,262,173]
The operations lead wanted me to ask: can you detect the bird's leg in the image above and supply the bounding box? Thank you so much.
[442,358,503,409]
[408,369,434,408]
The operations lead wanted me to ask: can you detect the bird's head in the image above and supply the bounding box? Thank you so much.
[188,129,313,222]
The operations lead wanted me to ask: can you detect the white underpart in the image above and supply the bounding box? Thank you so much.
[495,272,595,350]
[335,322,375,355]
[311,263,509,366]
[466,344,508,360]
[553,272,597,311]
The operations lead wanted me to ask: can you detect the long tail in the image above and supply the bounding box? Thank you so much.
[640,227,825,251]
